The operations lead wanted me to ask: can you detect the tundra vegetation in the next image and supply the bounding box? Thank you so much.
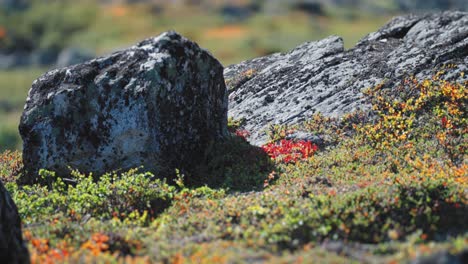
[1,71,466,263]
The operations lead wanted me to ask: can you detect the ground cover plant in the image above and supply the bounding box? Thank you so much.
[1,72,467,263]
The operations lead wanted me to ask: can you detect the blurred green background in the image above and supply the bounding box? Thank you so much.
[0,0,466,151]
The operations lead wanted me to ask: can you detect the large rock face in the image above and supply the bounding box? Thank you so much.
[19,31,228,183]
[226,11,468,145]
[0,181,30,264]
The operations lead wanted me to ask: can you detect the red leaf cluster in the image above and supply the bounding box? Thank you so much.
[261,139,318,163]
[441,116,448,128]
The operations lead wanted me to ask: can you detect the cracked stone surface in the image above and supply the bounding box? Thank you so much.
[19,31,228,183]
[225,11,468,145]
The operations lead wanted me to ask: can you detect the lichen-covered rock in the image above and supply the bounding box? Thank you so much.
[0,180,30,264]
[19,31,228,183]
[225,11,468,145]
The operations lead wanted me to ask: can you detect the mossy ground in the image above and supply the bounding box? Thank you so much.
[0,74,467,263]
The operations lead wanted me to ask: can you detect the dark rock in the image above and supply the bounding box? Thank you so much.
[225,11,468,145]
[19,31,228,183]
[0,180,30,264]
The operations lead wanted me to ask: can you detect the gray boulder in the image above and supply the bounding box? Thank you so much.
[0,180,30,264]
[19,31,228,183]
[225,11,468,145]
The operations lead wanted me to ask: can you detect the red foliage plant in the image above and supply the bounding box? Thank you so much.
[261,139,318,163]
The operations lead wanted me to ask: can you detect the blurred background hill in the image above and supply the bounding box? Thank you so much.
[0,0,467,151]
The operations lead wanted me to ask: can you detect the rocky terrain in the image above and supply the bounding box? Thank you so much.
[226,11,468,145]
[0,10,466,264]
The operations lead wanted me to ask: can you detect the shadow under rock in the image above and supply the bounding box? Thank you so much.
[15,134,274,194]
[188,135,275,192]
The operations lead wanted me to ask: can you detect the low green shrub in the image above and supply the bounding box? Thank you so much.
[8,168,177,225]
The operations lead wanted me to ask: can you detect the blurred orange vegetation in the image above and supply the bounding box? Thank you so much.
[110,5,130,17]
[23,230,150,264]
[453,164,468,184]
[26,230,71,264]
[81,233,110,256]
[26,231,152,264]
[205,25,248,39]
[409,157,467,185]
